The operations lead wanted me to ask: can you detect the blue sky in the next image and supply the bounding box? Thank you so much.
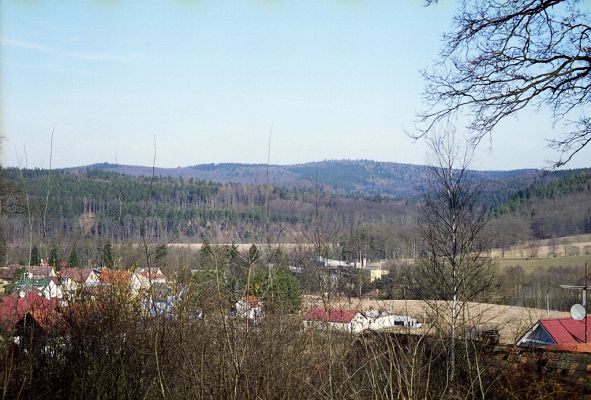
[2,1,590,170]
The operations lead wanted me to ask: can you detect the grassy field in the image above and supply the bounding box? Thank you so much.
[490,233,591,259]
[493,255,591,271]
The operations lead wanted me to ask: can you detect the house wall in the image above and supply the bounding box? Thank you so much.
[304,314,369,334]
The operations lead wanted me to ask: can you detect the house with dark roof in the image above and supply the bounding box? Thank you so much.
[59,268,100,299]
[304,307,368,334]
[517,316,591,348]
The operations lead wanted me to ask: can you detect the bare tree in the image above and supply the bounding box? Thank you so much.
[408,131,496,385]
[418,0,591,168]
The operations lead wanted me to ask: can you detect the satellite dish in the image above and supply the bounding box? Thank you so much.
[571,304,586,321]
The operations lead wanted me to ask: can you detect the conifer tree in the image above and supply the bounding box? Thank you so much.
[30,245,40,265]
[69,248,80,267]
[101,241,114,268]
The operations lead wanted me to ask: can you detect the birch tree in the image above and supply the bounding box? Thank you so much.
[409,131,496,384]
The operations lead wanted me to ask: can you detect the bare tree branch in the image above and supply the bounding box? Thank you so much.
[418,0,591,168]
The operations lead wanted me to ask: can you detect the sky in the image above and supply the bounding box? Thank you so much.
[2,1,590,171]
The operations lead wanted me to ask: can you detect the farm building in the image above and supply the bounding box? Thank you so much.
[304,307,369,334]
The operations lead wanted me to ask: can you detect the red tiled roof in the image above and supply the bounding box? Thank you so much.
[540,317,591,345]
[244,295,260,306]
[137,268,166,280]
[304,307,360,323]
[99,269,132,284]
[60,268,93,283]
[0,292,57,332]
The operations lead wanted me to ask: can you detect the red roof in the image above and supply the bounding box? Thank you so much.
[304,307,360,323]
[0,292,57,332]
[540,317,591,345]
[60,268,94,283]
[99,269,132,285]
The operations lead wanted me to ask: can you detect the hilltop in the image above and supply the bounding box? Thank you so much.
[66,160,540,198]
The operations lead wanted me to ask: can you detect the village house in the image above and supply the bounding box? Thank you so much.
[364,309,422,329]
[40,278,63,300]
[0,291,58,333]
[131,268,167,293]
[517,316,591,348]
[59,267,100,296]
[304,307,369,334]
[1,262,61,299]
[364,265,389,282]
[235,295,264,323]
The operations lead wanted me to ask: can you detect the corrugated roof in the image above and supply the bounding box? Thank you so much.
[540,317,591,345]
[304,307,360,323]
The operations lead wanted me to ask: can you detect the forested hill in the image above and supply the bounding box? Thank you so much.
[491,169,591,240]
[4,165,591,255]
[66,160,539,198]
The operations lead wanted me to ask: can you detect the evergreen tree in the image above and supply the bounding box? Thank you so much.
[155,244,168,265]
[101,241,114,268]
[68,248,80,267]
[30,245,40,265]
[49,246,60,269]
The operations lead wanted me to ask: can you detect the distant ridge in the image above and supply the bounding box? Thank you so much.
[64,160,541,198]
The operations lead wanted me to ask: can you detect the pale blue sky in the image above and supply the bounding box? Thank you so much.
[2,1,589,170]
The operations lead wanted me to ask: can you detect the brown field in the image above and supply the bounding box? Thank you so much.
[304,296,569,345]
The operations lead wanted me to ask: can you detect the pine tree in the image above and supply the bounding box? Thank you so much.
[69,248,80,267]
[30,245,41,265]
[49,247,60,269]
[101,241,114,268]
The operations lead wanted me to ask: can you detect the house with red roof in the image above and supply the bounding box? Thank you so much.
[235,295,264,323]
[304,307,368,334]
[0,291,58,333]
[130,268,167,294]
[517,316,591,348]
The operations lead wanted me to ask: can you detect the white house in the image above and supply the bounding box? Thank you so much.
[303,307,369,334]
[59,268,100,294]
[131,268,167,294]
[367,314,422,330]
[41,278,63,300]
[235,296,264,323]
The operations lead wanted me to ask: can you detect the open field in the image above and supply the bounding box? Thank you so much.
[304,296,570,345]
[493,255,591,271]
[491,233,591,259]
